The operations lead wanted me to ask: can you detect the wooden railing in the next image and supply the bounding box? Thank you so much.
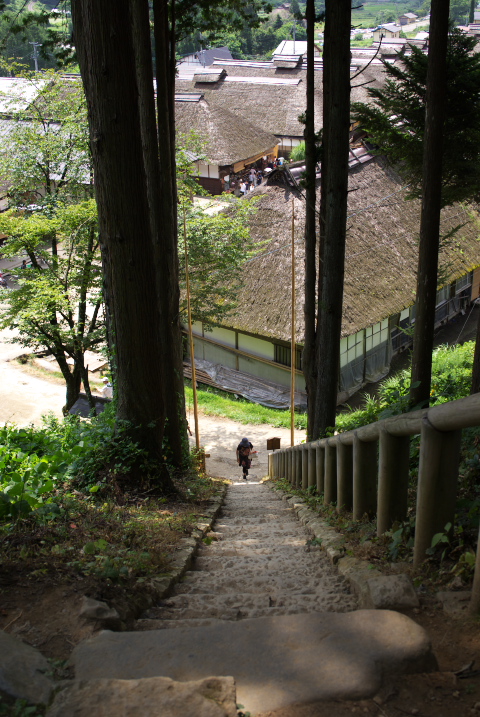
[268,392,480,611]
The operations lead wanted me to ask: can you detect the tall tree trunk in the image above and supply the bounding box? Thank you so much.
[72,0,170,465]
[302,0,318,437]
[312,0,351,438]
[152,0,189,467]
[410,0,450,408]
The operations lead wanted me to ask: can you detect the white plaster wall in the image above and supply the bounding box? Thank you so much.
[207,326,236,348]
[238,333,275,360]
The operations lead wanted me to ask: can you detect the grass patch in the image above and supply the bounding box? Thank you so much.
[185,379,307,430]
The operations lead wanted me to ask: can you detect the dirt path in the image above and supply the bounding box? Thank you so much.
[190,414,305,481]
[0,328,305,468]
[0,328,65,426]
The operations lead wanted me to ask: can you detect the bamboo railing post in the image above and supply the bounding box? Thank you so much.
[414,417,461,566]
[337,439,353,513]
[307,445,316,489]
[268,453,274,478]
[377,429,410,536]
[301,445,309,489]
[353,433,378,520]
[324,440,337,505]
[316,445,325,495]
[279,450,285,479]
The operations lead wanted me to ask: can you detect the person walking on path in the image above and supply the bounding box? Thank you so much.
[236,437,254,480]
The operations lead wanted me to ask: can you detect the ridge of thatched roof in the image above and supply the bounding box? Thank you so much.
[175,99,278,165]
[220,158,480,343]
[175,63,387,139]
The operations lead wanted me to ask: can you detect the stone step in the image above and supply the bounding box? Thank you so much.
[72,611,438,716]
[175,574,348,595]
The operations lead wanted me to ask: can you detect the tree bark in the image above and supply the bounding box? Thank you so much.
[312,0,351,438]
[302,0,318,437]
[152,0,189,466]
[72,0,172,465]
[410,0,450,408]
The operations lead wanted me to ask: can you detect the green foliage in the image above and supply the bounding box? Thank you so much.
[62,404,166,493]
[176,130,263,326]
[0,0,57,75]
[289,141,306,162]
[180,197,261,326]
[336,342,476,434]
[352,30,480,206]
[450,0,471,23]
[0,423,69,520]
[178,5,307,61]
[0,200,103,410]
[0,70,90,209]
[0,696,44,716]
[386,518,415,560]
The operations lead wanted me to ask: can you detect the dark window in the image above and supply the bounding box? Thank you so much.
[274,344,303,370]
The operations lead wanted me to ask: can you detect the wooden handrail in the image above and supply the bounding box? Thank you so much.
[270,391,480,613]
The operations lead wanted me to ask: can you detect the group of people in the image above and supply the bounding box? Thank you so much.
[226,156,285,197]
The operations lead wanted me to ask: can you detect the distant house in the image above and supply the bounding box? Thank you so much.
[187,157,480,406]
[399,12,418,25]
[373,23,402,40]
[179,46,233,69]
[175,92,278,194]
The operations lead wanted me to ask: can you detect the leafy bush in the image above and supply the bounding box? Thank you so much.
[336,342,475,434]
[0,424,70,520]
[289,141,306,162]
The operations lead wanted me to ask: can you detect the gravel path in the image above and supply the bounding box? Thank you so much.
[137,481,357,630]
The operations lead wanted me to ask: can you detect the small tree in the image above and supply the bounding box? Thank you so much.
[180,199,260,328]
[0,71,91,210]
[0,200,104,414]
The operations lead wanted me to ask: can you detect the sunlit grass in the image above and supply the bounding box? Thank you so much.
[184,380,307,429]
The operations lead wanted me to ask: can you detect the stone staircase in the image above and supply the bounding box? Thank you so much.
[135,481,357,631]
[34,480,436,716]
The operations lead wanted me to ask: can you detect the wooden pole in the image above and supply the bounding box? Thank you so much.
[183,207,200,451]
[291,198,296,447]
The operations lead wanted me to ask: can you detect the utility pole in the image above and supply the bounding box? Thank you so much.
[29,42,41,72]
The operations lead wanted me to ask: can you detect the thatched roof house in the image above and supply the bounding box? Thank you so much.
[176,61,387,156]
[190,157,480,404]
[175,95,278,193]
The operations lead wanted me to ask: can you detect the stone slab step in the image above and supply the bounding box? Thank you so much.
[174,576,348,595]
[72,610,437,715]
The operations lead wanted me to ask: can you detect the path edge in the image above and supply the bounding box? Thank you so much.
[268,483,420,610]
[93,483,229,630]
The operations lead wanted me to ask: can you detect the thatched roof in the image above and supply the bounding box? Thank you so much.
[174,98,278,165]
[220,158,480,343]
[175,63,387,139]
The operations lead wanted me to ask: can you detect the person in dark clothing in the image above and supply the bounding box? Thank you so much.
[236,437,254,480]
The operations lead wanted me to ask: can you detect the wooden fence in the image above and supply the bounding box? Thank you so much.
[268,392,480,611]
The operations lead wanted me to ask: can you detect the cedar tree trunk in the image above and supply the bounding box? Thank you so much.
[72,0,177,469]
[312,0,351,438]
[410,0,450,407]
[302,0,318,436]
